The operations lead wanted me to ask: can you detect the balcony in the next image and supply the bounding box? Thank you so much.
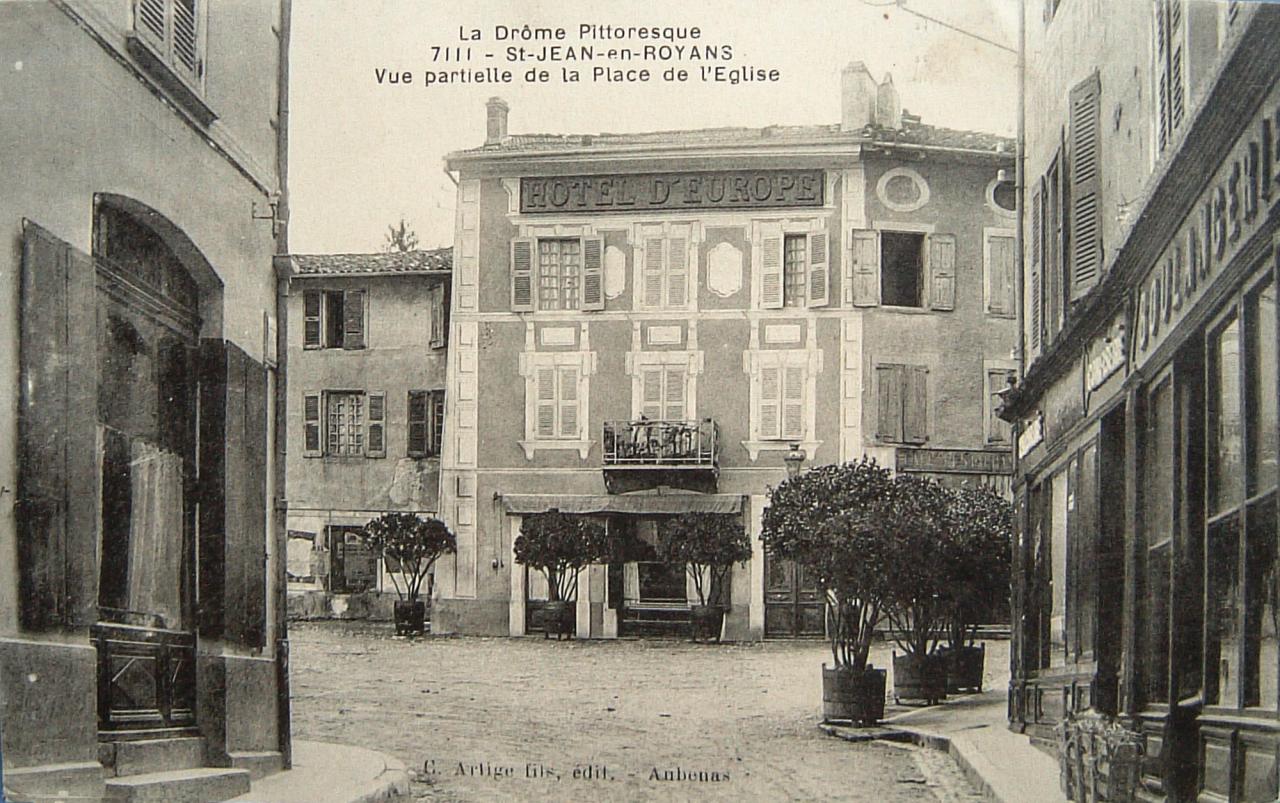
[602,418,719,494]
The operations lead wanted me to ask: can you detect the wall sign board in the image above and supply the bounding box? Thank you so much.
[521,170,825,213]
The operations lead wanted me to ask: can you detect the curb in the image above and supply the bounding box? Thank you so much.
[819,723,1043,803]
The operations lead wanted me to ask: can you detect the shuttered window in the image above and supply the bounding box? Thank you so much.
[305,288,367,349]
[429,283,447,348]
[1155,0,1186,155]
[1069,72,1103,301]
[1031,184,1044,350]
[767,229,830,310]
[511,236,605,312]
[928,234,957,311]
[133,0,203,88]
[881,231,926,308]
[986,233,1017,317]
[304,290,321,348]
[533,366,582,440]
[365,391,386,458]
[807,231,830,307]
[783,235,807,307]
[639,367,687,422]
[757,364,806,441]
[326,392,365,456]
[303,392,322,457]
[876,363,928,444]
[408,390,429,457]
[640,227,693,310]
[850,229,881,306]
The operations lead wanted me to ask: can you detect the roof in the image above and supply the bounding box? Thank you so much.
[287,248,452,277]
[448,119,1014,161]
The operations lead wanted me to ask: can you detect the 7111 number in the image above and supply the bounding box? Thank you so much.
[432,46,472,62]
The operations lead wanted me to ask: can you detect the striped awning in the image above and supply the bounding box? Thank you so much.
[499,493,744,515]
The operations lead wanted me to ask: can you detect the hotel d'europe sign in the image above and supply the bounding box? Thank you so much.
[521,169,825,213]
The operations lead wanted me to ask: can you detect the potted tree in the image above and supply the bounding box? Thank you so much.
[513,509,606,639]
[761,458,896,725]
[881,474,953,705]
[657,512,752,642]
[359,512,456,636]
[939,485,1013,694]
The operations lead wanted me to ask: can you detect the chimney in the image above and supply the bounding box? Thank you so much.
[485,97,509,145]
[840,62,877,132]
[876,73,902,129]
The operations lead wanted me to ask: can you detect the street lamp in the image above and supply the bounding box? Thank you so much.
[783,442,807,480]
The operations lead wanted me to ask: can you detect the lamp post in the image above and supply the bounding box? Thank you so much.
[784,442,807,480]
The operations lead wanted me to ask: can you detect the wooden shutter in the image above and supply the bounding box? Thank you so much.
[558,366,579,438]
[759,226,784,309]
[851,229,880,306]
[511,238,535,311]
[303,290,321,348]
[643,234,665,308]
[928,233,957,311]
[17,220,99,629]
[988,235,1016,316]
[342,289,366,349]
[429,284,446,347]
[135,0,169,54]
[904,366,928,444]
[303,392,322,457]
[782,366,805,439]
[407,391,428,456]
[875,364,904,442]
[664,368,686,422]
[1156,0,1184,153]
[582,236,605,310]
[1031,181,1044,350]
[807,231,830,307]
[535,367,556,437]
[667,232,689,308]
[431,390,445,454]
[759,366,781,439]
[1069,73,1103,301]
[641,368,663,420]
[365,391,386,457]
[171,0,200,83]
[236,347,267,648]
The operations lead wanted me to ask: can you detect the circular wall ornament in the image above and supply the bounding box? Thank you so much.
[987,177,1017,218]
[875,167,930,213]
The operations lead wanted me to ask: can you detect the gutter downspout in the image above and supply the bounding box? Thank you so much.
[273,0,293,771]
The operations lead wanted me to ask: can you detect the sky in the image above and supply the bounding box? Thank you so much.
[287,0,1019,254]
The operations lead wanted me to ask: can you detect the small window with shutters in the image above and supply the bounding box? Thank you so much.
[881,232,926,308]
[408,389,446,458]
[511,236,605,312]
[365,391,386,458]
[639,367,688,422]
[985,230,1017,318]
[757,363,807,441]
[303,290,321,348]
[875,363,928,444]
[429,283,447,348]
[532,366,583,440]
[638,225,693,311]
[1155,0,1186,156]
[305,288,367,349]
[303,392,322,457]
[131,0,205,92]
[764,226,829,310]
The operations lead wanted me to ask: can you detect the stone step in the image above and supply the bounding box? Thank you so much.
[229,750,284,780]
[104,767,251,802]
[100,736,206,777]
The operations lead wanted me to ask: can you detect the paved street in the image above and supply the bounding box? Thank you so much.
[289,621,1001,801]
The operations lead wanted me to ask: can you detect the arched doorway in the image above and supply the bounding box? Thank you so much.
[90,199,208,733]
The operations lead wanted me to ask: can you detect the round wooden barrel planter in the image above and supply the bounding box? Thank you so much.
[542,600,576,640]
[892,651,947,705]
[394,600,426,636]
[822,666,887,725]
[941,644,985,694]
[689,605,725,643]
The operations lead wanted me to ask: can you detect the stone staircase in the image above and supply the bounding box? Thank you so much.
[98,735,280,802]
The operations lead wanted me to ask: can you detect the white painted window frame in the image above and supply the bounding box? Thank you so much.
[518,350,596,459]
[741,347,823,461]
[632,221,700,313]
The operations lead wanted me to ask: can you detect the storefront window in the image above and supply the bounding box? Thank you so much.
[1247,279,1278,495]
[1144,375,1175,704]
[1050,469,1069,666]
[1209,317,1243,515]
[1207,515,1241,706]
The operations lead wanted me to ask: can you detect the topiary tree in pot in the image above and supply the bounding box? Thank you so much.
[880,473,954,705]
[760,457,897,725]
[657,512,752,643]
[360,512,456,636]
[939,484,1013,693]
[513,509,607,639]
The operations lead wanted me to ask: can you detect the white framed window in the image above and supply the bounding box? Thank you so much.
[635,223,695,311]
[626,350,703,423]
[984,228,1017,318]
[510,236,603,312]
[742,348,823,460]
[518,351,595,459]
[755,221,829,309]
[303,390,386,458]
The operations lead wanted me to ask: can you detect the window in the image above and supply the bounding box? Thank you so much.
[1155,0,1186,155]
[1142,373,1175,704]
[303,289,366,350]
[875,363,928,444]
[535,365,581,440]
[987,368,1016,444]
[848,230,954,310]
[408,389,445,458]
[132,0,203,88]
[519,352,593,458]
[783,235,807,307]
[639,225,693,310]
[326,526,377,594]
[1068,73,1102,302]
[639,367,687,422]
[511,236,603,312]
[302,390,385,458]
[429,283,447,349]
[881,232,924,307]
[985,230,1017,317]
[760,226,829,309]
[757,364,805,441]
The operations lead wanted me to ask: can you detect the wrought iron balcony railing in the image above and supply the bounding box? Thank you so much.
[602,418,718,467]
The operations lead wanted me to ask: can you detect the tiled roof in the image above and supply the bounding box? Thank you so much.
[290,248,452,276]
[451,118,1014,159]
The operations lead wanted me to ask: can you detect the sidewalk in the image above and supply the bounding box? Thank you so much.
[823,689,1065,803]
[227,741,411,803]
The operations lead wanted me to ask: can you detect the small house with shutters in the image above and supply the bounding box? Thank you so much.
[1,1,291,800]
[275,250,451,619]
[432,66,1018,641]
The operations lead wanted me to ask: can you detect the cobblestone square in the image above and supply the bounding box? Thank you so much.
[289,622,1003,801]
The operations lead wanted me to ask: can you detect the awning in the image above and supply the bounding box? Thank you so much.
[499,493,744,515]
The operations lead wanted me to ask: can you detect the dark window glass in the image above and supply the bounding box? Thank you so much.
[1209,316,1244,514]
[1248,280,1278,495]
[1144,377,1175,704]
[782,234,807,308]
[880,231,924,308]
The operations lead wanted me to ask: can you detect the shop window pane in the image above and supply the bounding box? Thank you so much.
[1246,496,1277,709]
[1207,515,1242,706]
[1143,377,1175,704]
[1146,542,1171,704]
[1248,281,1278,495]
[1075,445,1099,659]
[1210,317,1243,514]
[1050,470,1069,666]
